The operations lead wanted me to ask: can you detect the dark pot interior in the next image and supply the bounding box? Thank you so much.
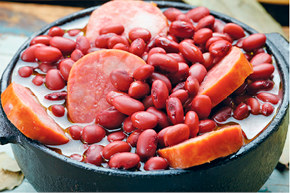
[0,1,289,192]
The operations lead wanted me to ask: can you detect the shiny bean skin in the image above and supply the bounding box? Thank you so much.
[96,107,127,129]
[30,35,51,46]
[172,82,185,93]
[34,46,62,63]
[155,37,180,53]
[70,154,84,162]
[179,41,204,63]
[233,81,247,96]
[144,157,169,171]
[163,7,183,22]
[169,20,196,39]
[67,29,81,36]
[38,62,57,73]
[123,116,136,133]
[186,6,210,22]
[128,81,150,99]
[246,97,261,115]
[133,65,154,81]
[151,80,169,109]
[107,131,126,142]
[112,43,129,52]
[69,125,83,140]
[147,53,179,73]
[250,53,272,65]
[157,127,170,148]
[131,111,158,130]
[223,23,245,40]
[108,35,129,49]
[51,104,65,117]
[81,125,106,144]
[145,34,161,52]
[196,15,215,30]
[76,36,90,54]
[166,97,184,125]
[211,106,232,123]
[187,95,212,119]
[256,92,280,105]
[127,129,143,147]
[246,80,274,94]
[106,91,128,105]
[44,91,67,100]
[95,33,116,48]
[148,72,172,92]
[185,76,199,96]
[193,28,213,44]
[248,63,274,81]
[198,119,217,133]
[170,89,189,105]
[205,36,224,51]
[136,129,158,161]
[71,49,84,61]
[148,47,167,56]
[99,24,125,35]
[202,52,214,70]
[233,103,250,120]
[32,75,44,86]
[142,95,154,109]
[164,124,190,146]
[110,69,133,91]
[176,13,192,23]
[146,107,171,130]
[234,38,244,48]
[129,38,146,57]
[167,53,188,63]
[242,33,267,52]
[102,141,131,160]
[49,36,76,54]
[184,111,199,138]
[18,66,33,78]
[212,32,233,43]
[167,62,189,85]
[188,63,207,84]
[45,69,66,90]
[112,95,145,115]
[21,43,46,62]
[213,19,225,33]
[209,40,232,57]
[109,152,140,170]
[47,26,65,37]
[85,145,104,166]
[129,27,151,42]
[261,103,274,116]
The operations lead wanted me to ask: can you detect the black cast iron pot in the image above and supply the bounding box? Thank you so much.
[0,1,289,192]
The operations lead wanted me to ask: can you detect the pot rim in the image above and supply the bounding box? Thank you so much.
[1,1,289,177]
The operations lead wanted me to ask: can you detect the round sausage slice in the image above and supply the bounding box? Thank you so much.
[67,49,146,123]
[86,1,168,44]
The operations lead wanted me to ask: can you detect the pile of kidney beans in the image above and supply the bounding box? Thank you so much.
[17,6,280,171]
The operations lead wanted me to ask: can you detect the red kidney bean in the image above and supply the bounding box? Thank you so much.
[194,28,213,44]
[176,13,192,23]
[248,63,275,81]
[69,125,83,140]
[110,69,133,91]
[108,35,129,49]
[71,49,84,62]
[48,26,64,37]
[18,66,33,78]
[247,80,274,94]
[112,95,145,115]
[167,53,188,63]
[144,157,169,171]
[106,91,128,105]
[85,144,104,166]
[129,38,146,57]
[67,29,81,36]
[142,95,154,109]
[133,65,154,81]
[188,63,207,84]
[157,127,170,148]
[147,53,179,73]
[185,76,199,96]
[146,107,170,130]
[167,62,189,85]
[102,141,131,160]
[184,111,199,138]
[234,38,244,48]
[113,43,129,52]
[127,128,143,147]
[244,53,252,61]
[234,94,251,105]
[128,81,150,99]
[196,15,215,30]
[205,36,224,51]
[212,32,233,43]
[148,47,167,56]
[151,80,169,109]
[163,7,183,22]
[181,38,194,45]
[81,125,106,144]
[155,37,180,53]
[107,131,126,142]
[233,103,250,120]
[172,82,185,93]
[211,106,232,123]
[223,23,245,40]
[170,89,189,105]
[76,36,90,54]
[166,34,179,42]
[186,6,210,22]
[95,33,116,48]
[129,27,151,43]
[202,52,214,70]
[233,81,248,95]
[261,103,274,116]
[70,154,84,162]
[164,124,190,146]
[131,111,158,130]
[222,96,235,107]
[242,33,267,52]
[34,46,62,63]
[49,36,76,54]
[166,97,184,125]
[109,152,140,170]
[38,62,57,73]
[32,75,44,86]
[44,91,67,100]
[148,72,172,92]
[45,69,66,90]
[187,95,212,119]
[96,107,126,129]
[250,53,272,65]
[136,129,158,161]
[254,48,266,55]
[99,24,124,35]
[30,35,51,46]
[123,116,136,133]
[213,19,225,33]
[246,97,261,115]
[256,92,280,105]
[169,20,196,39]
[198,119,216,133]
[209,39,232,57]
[87,47,103,53]
[21,43,46,62]
[145,34,161,52]
[51,104,65,117]
[179,41,204,63]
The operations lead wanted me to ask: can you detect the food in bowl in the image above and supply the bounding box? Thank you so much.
[1,0,282,171]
